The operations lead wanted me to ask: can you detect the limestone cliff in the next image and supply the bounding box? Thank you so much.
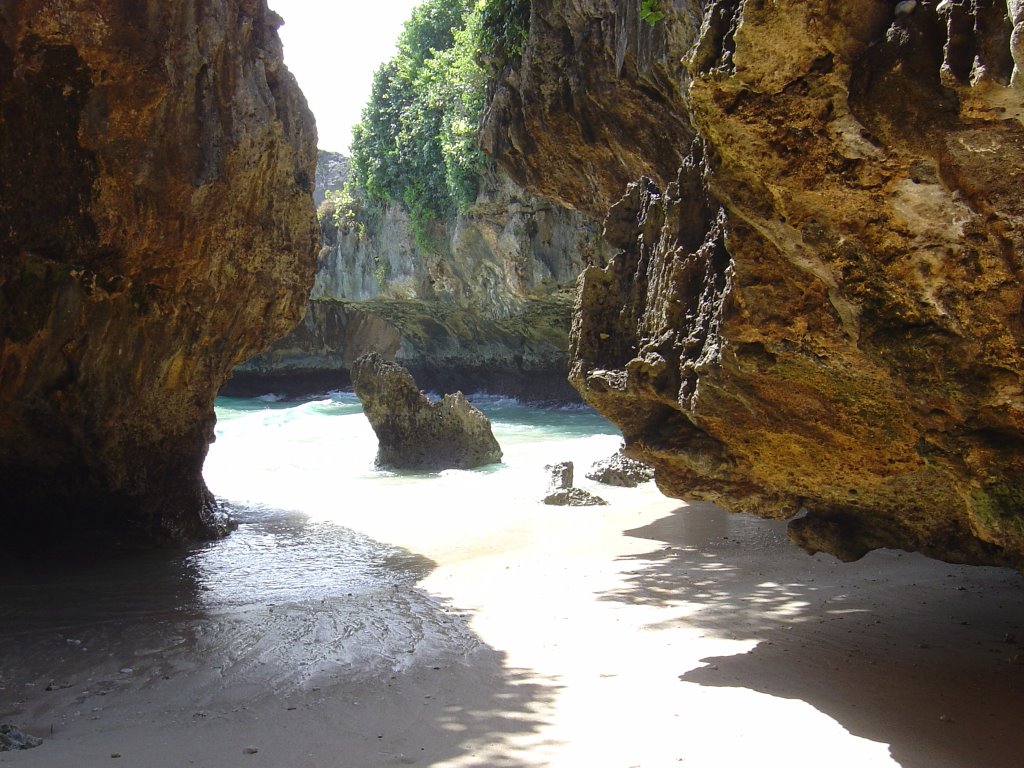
[313,150,349,206]
[0,1,318,544]
[231,164,610,401]
[484,0,1024,567]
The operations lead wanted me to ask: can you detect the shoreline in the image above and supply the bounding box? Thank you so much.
[2,483,1022,767]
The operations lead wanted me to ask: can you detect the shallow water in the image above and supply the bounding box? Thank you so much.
[205,392,621,517]
[0,392,622,713]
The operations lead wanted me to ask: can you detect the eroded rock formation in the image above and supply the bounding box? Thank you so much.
[587,450,654,488]
[0,1,318,544]
[351,353,502,470]
[231,163,611,400]
[485,0,1024,567]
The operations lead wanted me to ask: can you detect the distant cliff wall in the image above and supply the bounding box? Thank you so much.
[230,164,610,401]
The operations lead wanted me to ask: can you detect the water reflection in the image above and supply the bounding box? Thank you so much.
[187,504,434,608]
[0,505,474,719]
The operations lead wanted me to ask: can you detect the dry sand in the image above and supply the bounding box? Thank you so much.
[2,483,1023,767]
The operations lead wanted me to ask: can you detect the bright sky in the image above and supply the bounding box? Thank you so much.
[268,0,421,153]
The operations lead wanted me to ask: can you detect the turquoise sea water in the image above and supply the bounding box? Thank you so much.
[205,391,623,524]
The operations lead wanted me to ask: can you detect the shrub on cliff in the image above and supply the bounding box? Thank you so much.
[350,0,514,249]
[478,0,529,69]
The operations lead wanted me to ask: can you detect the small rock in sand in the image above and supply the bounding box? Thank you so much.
[546,461,574,490]
[544,466,606,507]
[543,461,608,506]
[544,486,609,506]
[0,723,42,751]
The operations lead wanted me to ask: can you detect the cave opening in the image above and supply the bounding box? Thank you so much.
[3,1,1024,765]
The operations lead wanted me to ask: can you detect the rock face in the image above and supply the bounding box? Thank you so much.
[0,1,319,544]
[485,1,1024,567]
[229,163,611,401]
[351,353,502,470]
[313,150,349,206]
[479,0,698,218]
[586,451,654,488]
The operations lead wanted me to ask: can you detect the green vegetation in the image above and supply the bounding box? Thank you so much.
[478,0,530,70]
[350,0,529,252]
[972,479,1024,540]
[373,251,392,288]
[318,188,353,227]
[640,0,665,25]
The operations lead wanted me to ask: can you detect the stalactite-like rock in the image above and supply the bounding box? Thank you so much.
[486,0,1024,568]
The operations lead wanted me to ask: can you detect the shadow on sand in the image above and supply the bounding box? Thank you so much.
[600,501,1024,768]
[0,506,557,767]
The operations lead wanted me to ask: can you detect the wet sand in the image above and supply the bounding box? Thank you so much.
[2,483,1023,767]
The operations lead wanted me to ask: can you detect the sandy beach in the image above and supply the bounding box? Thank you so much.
[2,481,1022,768]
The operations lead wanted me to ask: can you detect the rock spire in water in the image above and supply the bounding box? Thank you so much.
[352,352,502,470]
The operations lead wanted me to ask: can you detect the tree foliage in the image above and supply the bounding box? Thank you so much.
[349,0,535,250]
[478,0,530,69]
[350,0,512,250]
